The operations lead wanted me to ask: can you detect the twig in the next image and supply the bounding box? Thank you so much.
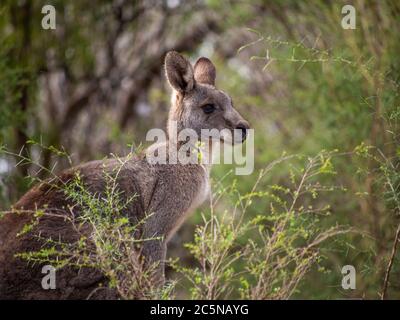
[381,222,400,299]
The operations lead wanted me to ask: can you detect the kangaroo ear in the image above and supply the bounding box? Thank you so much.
[165,51,194,93]
[194,57,216,86]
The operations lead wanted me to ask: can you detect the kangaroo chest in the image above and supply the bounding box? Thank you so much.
[191,166,210,208]
[159,164,210,240]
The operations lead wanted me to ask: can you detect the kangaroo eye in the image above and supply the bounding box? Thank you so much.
[202,104,215,114]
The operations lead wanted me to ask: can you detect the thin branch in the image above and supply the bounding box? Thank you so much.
[381,222,400,299]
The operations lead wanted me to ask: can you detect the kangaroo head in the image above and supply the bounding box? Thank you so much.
[164,51,250,145]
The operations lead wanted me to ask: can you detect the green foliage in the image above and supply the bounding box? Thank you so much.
[209,1,400,299]
[0,42,24,143]
[171,151,353,299]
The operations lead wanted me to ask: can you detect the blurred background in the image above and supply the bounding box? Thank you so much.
[1,0,400,299]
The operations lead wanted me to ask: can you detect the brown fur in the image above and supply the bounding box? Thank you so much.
[0,52,249,299]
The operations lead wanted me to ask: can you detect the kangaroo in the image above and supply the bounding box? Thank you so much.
[0,51,249,299]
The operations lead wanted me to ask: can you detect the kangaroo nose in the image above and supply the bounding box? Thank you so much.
[235,122,250,142]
